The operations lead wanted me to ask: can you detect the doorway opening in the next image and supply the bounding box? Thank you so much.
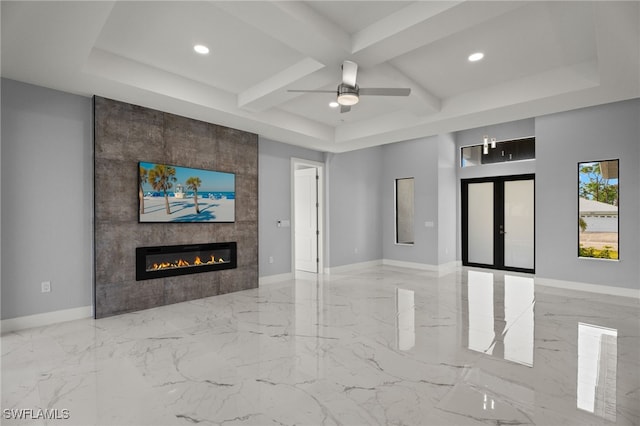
[462,174,535,273]
[292,158,324,274]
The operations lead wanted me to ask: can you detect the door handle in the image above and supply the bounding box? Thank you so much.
[499,225,506,235]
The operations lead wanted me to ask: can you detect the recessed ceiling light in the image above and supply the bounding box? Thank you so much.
[468,52,484,62]
[329,101,339,108]
[193,44,210,55]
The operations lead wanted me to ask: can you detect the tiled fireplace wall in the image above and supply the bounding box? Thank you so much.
[94,97,258,318]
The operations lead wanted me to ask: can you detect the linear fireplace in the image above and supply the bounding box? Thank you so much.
[136,242,237,281]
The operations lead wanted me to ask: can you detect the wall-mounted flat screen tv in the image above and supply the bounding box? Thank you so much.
[138,162,235,223]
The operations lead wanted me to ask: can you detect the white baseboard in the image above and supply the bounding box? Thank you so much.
[383,258,438,271]
[323,259,461,276]
[259,272,294,285]
[439,260,463,275]
[1,305,93,334]
[383,259,461,276]
[535,277,639,300]
[324,260,382,275]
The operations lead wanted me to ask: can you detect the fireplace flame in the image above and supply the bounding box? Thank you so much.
[152,262,174,270]
[149,254,226,271]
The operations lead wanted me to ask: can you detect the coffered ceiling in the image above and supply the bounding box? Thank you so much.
[2,1,639,152]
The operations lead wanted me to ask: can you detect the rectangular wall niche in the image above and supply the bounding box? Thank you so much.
[94,97,258,318]
[395,177,415,245]
[136,242,237,281]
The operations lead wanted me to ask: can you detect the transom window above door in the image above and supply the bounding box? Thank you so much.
[461,137,535,168]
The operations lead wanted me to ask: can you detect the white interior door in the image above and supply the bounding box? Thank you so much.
[295,167,318,272]
[467,182,494,265]
[504,179,534,269]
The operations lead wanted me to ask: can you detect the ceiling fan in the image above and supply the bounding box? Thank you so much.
[288,60,411,113]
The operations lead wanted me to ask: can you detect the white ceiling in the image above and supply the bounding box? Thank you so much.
[2,1,639,153]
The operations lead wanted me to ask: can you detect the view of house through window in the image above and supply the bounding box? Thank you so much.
[395,178,414,245]
[578,159,619,260]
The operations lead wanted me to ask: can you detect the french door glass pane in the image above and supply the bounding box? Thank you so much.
[504,180,534,269]
[468,182,494,265]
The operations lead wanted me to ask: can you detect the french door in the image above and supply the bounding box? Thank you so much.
[462,174,535,273]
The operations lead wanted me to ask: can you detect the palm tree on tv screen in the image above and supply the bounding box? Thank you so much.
[148,164,177,215]
[185,176,202,214]
[139,166,148,215]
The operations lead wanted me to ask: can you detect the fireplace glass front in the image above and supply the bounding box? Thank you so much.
[136,242,237,280]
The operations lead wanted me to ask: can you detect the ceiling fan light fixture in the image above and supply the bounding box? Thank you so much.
[337,93,359,106]
[337,84,359,106]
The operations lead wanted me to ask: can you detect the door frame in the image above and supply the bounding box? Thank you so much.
[291,158,325,274]
[462,174,535,273]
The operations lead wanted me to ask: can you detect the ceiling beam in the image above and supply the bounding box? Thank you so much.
[237,57,326,111]
[351,1,462,61]
[213,1,354,112]
[213,1,349,64]
[351,1,530,67]
[0,1,116,86]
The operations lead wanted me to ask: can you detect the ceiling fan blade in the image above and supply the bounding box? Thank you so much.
[288,89,336,93]
[342,61,358,87]
[340,105,351,113]
[359,87,411,96]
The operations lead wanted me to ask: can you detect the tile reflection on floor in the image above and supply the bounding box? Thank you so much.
[2,266,639,425]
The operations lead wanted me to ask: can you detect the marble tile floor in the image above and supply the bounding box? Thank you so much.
[1,266,639,426]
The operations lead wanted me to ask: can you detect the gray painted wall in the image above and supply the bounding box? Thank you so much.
[258,137,324,277]
[1,79,93,319]
[535,99,639,290]
[382,137,439,264]
[2,79,636,322]
[327,146,383,268]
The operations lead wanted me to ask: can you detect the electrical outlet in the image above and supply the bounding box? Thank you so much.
[41,281,51,293]
[268,256,274,264]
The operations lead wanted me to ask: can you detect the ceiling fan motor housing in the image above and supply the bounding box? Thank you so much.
[337,84,359,106]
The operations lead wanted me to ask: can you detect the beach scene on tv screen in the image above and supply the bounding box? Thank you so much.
[139,162,235,223]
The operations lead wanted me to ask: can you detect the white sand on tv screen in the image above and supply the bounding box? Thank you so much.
[140,196,235,222]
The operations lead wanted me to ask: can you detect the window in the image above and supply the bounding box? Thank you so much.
[578,159,619,260]
[395,178,414,245]
[461,137,535,167]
